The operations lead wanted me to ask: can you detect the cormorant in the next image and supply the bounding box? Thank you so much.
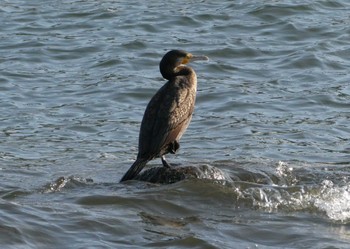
[120,50,208,182]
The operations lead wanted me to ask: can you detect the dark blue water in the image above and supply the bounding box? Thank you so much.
[1,0,350,248]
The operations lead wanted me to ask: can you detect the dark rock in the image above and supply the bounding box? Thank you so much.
[134,164,232,184]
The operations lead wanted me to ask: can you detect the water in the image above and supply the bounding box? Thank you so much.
[1,0,350,248]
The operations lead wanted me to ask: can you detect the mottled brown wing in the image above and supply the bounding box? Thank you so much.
[138,76,195,159]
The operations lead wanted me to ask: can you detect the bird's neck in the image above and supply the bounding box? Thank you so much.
[174,65,194,77]
[160,65,196,81]
[175,65,197,89]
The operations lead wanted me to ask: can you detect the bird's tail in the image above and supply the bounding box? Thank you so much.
[120,158,148,182]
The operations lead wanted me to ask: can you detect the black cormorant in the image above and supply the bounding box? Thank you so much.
[120,50,208,182]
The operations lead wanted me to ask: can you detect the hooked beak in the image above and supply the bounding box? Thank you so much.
[190,55,209,62]
[181,54,209,64]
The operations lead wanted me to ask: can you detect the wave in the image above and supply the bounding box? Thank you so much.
[41,161,350,223]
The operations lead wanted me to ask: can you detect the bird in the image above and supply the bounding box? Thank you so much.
[120,50,208,182]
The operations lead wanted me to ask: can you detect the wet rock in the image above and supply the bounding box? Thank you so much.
[134,164,232,184]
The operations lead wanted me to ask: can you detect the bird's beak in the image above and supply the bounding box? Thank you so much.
[181,53,209,64]
[190,55,209,62]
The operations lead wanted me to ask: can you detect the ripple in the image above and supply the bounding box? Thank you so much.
[1,0,350,247]
[41,176,94,193]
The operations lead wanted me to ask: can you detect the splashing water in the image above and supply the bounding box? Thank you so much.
[314,180,350,223]
[228,161,350,223]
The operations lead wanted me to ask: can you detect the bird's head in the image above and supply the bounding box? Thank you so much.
[159,50,208,80]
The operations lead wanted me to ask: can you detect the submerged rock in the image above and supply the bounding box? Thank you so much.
[134,164,232,184]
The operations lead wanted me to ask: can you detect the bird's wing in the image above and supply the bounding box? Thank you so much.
[156,79,195,144]
[138,77,195,158]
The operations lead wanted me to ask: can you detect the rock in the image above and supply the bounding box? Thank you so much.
[134,164,232,184]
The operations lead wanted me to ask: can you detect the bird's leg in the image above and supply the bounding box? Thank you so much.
[161,156,171,168]
[162,141,181,168]
[169,141,180,154]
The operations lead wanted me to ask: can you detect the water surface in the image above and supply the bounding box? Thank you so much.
[1,0,350,248]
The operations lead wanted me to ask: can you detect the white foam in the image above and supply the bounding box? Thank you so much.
[314,180,350,223]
